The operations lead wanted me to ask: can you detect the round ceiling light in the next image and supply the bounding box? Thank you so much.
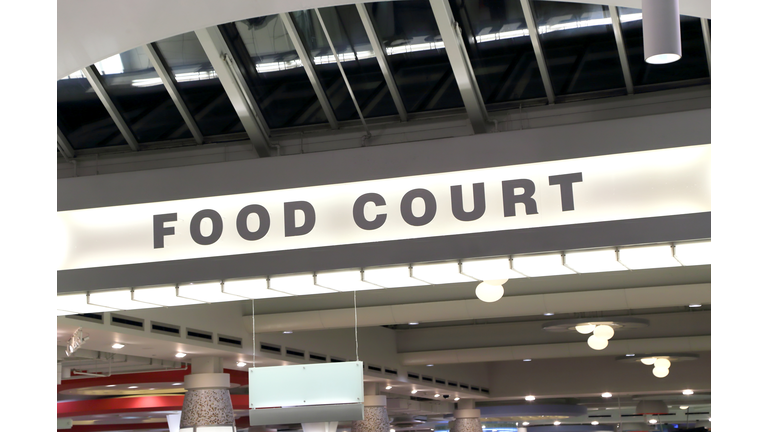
[640,357,657,365]
[522,422,529,426]
[679,406,689,410]
[652,367,669,378]
[682,389,694,395]
[593,324,615,340]
[525,395,536,401]
[654,358,671,369]
[236,361,247,367]
[587,335,609,350]
[602,392,612,398]
[591,421,599,425]
[648,419,658,424]
[575,324,595,334]
[475,282,504,303]
[553,421,561,426]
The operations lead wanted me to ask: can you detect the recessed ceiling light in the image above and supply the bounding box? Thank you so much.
[682,389,694,395]
[175,353,187,358]
[626,354,635,357]
[409,322,419,325]
[172,383,183,386]
[454,397,460,401]
[648,419,658,424]
[679,406,689,410]
[237,361,247,367]
[543,312,554,316]
[688,304,702,308]
[385,385,393,390]
[426,364,433,367]
[411,390,418,394]
[553,421,561,426]
[106,385,115,387]
[112,343,125,349]
[434,393,440,398]
[522,422,529,426]
[591,421,599,425]
[523,359,532,362]
[128,386,138,389]
[149,388,156,390]
[602,392,612,398]
[283,331,293,334]
[525,395,535,401]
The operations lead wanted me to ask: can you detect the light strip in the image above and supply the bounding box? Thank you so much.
[177,281,246,303]
[223,278,291,299]
[619,244,680,270]
[362,265,429,288]
[88,289,162,310]
[513,253,575,277]
[131,285,204,307]
[460,257,525,281]
[268,274,337,296]
[411,262,477,285]
[315,270,381,292]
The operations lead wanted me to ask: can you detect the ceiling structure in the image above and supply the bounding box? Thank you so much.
[57,0,711,431]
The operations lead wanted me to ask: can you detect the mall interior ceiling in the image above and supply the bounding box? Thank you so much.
[57,0,712,431]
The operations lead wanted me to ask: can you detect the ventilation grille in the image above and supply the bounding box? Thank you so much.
[589,415,612,418]
[186,328,213,342]
[309,353,327,362]
[69,313,103,324]
[151,321,180,337]
[260,343,281,354]
[218,335,242,348]
[435,379,446,385]
[422,375,433,382]
[110,314,143,330]
[408,372,420,379]
[286,348,305,358]
[448,381,457,387]
[385,368,398,375]
[330,357,346,362]
[367,364,383,373]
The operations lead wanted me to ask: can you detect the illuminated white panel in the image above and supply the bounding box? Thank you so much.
[619,244,680,270]
[250,361,363,408]
[316,270,381,292]
[89,289,162,310]
[513,253,575,277]
[564,249,627,273]
[460,257,525,281]
[674,241,711,266]
[269,274,336,296]
[57,293,118,314]
[411,262,476,284]
[362,266,428,288]
[177,282,245,303]
[224,278,291,299]
[132,286,204,307]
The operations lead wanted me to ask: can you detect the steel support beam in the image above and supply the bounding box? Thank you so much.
[609,5,635,95]
[142,43,205,145]
[81,65,140,151]
[57,127,76,159]
[356,3,408,122]
[519,0,556,105]
[429,0,488,134]
[700,18,711,76]
[279,12,339,130]
[194,26,272,157]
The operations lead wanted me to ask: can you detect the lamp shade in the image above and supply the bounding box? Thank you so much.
[642,0,682,64]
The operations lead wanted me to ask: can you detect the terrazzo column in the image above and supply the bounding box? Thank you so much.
[451,400,481,432]
[180,356,235,431]
[351,384,389,432]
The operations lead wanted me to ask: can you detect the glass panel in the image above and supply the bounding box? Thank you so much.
[96,47,192,143]
[365,0,463,113]
[317,5,400,119]
[154,31,245,136]
[224,16,328,128]
[57,73,127,150]
[532,1,625,96]
[448,0,547,104]
[618,8,710,88]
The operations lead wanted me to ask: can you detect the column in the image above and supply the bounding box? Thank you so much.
[451,400,482,432]
[180,356,236,431]
[352,383,389,432]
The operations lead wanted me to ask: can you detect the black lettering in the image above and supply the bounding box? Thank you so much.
[284,201,316,237]
[236,204,270,241]
[502,179,538,216]
[401,189,437,226]
[549,172,583,211]
[190,209,223,245]
[353,193,387,230]
[153,213,177,249]
[450,183,486,222]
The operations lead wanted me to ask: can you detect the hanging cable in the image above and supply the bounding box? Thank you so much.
[354,290,359,361]
[252,299,256,367]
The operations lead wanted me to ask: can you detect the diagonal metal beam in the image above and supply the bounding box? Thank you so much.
[142,43,205,145]
[700,18,711,76]
[195,26,272,157]
[429,0,488,134]
[519,0,556,104]
[279,12,340,130]
[356,3,408,122]
[57,127,76,159]
[609,5,635,95]
[81,65,140,151]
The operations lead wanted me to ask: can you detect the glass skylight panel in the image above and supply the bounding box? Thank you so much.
[512,253,575,277]
[564,249,627,273]
[460,257,525,281]
[223,278,291,299]
[674,241,711,266]
[131,286,205,307]
[619,244,680,270]
[269,274,336,295]
[177,282,246,303]
[315,269,381,292]
[411,262,476,284]
[362,266,429,288]
[57,293,118,314]
[88,289,162,310]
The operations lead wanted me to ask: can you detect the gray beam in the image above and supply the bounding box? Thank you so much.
[194,26,272,157]
[519,0,556,104]
[610,5,635,95]
[356,3,408,122]
[700,18,711,76]
[142,43,205,144]
[81,65,140,151]
[57,127,76,159]
[279,12,339,130]
[429,0,488,134]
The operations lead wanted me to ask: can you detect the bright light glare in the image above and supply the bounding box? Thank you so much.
[648,419,658,424]
[131,286,204,307]
[95,54,124,75]
[682,389,694,395]
[385,385,393,390]
[602,392,612,398]
[112,343,125,349]
[177,282,244,303]
[564,248,626,273]
[460,257,524,281]
[411,262,476,284]
[58,293,118,314]
[269,274,335,295]
[224,278,290,299]
[553,421,561,426]
[591,421,599,425]
[525,395,535,401]
[411,390,418,394]
[88,289,161,310]
[512,253,575,277]
[237,362,247,367]
[619,244,680,270]
[679,406,689,410]
[652,367,669,378]
[363,266,429,288]
[316,269,380,291]
[175,353,187,358]
[575,324,595,334]
[674,241,711,266]
[522,422,529,426]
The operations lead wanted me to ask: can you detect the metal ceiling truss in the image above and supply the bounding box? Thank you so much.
[57,127,76,159]
[81,65,140,151]
[700,18,711,75]
[429,0,488,134]
[609,5,635,95]
[355,3,409,122]
[194,26,273,157]
[142,43,205,145]
[279,12,340,130]
[519,0,556,105]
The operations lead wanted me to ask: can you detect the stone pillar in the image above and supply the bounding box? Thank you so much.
[451,401,481,432]
[180,357,235,431]
[352,394,389,432]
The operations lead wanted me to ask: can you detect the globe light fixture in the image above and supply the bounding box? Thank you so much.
[593,325,614,340]
[575,324,595,334]
[475,282,505,303]
[640,357,657,365]
[587,335,609,350]
[654,358,671,369]
[652,367,669,378]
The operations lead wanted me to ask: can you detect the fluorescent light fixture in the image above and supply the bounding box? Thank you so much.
[88,289,161,310]
[543,312,554,316]
[112,343,125,349]
[522,422,529,426]
[626,354,636,357]
[128,386,138,389]
[175,353,187,358]
[619,244,680,270]
[409,322,419,326]
[523,359,532,362]
[460,257,524,281]
[689,304,702,308]
[237,362,247,367]
[131,286,204,307]
[512,253,575,277]
[591,421,599,425]
[648,419,657,424]
[564,249,627,273]
[57,293,119,314]
[411,262,476,284]
[316,269,380,292]
[283,331,293,334]
[269,274,335,295]
[362,265,429,288]
[674,241,711,266]
[176,282,245,303]
[682,389,694,395]
[224,277,291,299]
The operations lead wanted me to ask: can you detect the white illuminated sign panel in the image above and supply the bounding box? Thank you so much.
[57,145,710,271]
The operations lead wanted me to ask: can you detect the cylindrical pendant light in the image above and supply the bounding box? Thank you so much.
[642,0,682,64]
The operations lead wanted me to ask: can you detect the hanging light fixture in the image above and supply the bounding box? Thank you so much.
[642,0,682,64]
[475,280,506,303]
